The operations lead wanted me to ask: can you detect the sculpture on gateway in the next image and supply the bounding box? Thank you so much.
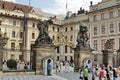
[35,19,53,46]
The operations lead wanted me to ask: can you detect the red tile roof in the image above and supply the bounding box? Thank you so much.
[0,1,33,13]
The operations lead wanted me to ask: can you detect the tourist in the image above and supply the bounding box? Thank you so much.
[47,61,52,76]
[27,62,30,69]
[99,67,106,80]
[59,61,63,73]
[65,61,69,73]
[117,67,120,80]
[113,68,117,80]
[87,60,95,80]
[109,66,113,80]
[105,66,110,80]
[56,60,59,73]
[95,68,99,80]
[24,64,28,70]
[84,66,88,80]
[79,68,83,80]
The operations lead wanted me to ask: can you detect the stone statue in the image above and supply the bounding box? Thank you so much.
[35,19,53,46]
[76,23,91,50]
[104,39,113,49]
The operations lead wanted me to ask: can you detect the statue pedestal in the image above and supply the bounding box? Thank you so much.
[32,46,56,75]
[102,49,114,67]
[74,49,92,72]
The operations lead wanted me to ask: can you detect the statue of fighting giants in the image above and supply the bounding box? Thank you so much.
[35,18,53,46]
[76,23,91,50]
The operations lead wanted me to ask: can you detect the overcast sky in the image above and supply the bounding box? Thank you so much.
[3,0,102,15]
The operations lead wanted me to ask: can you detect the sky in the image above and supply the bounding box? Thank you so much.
[3,0,102,15]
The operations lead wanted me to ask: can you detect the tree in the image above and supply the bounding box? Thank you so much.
[6,59,17,69]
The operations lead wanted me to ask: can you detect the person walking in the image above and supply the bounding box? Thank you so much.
[117,67,120,80]
[79,68,83,80]
[84,66,88,80]
[113,68,117,80]
[109,66,113,80]
[99,67,106,80]
[95,68,99,80]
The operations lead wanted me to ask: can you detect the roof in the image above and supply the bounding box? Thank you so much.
[0,0,33,13]
[33,8,55,18]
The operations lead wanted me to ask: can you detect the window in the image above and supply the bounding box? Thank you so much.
[11,42,15,50]
[70,56,73,61]
[119,38,120,48]
[65,28,67,32]
[19,43,22,51]
[65,45,67,53]
[93,40,98,50]
[70,35,73,41]
[101,39,105,50]
[20,32,23,38]
[101,13,105,20]
[57,46,59,53]
[12,31,15,38]
[32,33,35,39]
[94,54,98,61]
[57,36,59,40]
[109,11,113,18]
[52,36,55,40]
[65,36,67,40]
[57,28,59,32]
[93,15,97,21]
[65,56,67,61]
[0,20,2,25]
[119,23,120,32]
[52,27,55,31]
[70,47,73,53]
[101,25,105,34]
[110,23,114,33]
[118,10,120,16]
[13,21,16,26]
[94,27,97,35]
[57,56,59,61]
[71,27,73,31]
[32,23,35,27]
[111,39,115,50]
[20,21,24,27]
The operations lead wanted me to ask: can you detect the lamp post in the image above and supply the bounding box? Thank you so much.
[0,28,9,71]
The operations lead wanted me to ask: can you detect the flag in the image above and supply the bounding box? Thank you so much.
[24,14,26,31]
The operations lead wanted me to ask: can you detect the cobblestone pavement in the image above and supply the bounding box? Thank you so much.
[0,74,68,80]
[57,72,80,80]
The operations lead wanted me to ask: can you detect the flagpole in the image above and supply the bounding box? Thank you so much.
[29,0,31,6]
[66,0,68,15]
[22,13,26,62]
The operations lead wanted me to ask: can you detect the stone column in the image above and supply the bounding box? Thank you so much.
[32,46,56,75]
[102,49,114,67]
[74,49,92,72]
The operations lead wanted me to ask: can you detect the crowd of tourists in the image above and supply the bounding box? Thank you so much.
[56,60,75,73]
[79,60,120,80]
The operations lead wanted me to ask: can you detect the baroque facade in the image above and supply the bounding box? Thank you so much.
[88,0,120,66]
[0,0,120,66]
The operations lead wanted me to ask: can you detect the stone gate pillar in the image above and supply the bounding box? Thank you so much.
[74,49,92,71]
[102,49,114,67]
[74,23,92,72]
[32,46,56,75]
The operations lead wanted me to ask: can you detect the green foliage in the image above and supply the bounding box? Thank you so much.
[6,59,17,69]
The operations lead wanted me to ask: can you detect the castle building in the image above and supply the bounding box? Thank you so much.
[0,0,120,66]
